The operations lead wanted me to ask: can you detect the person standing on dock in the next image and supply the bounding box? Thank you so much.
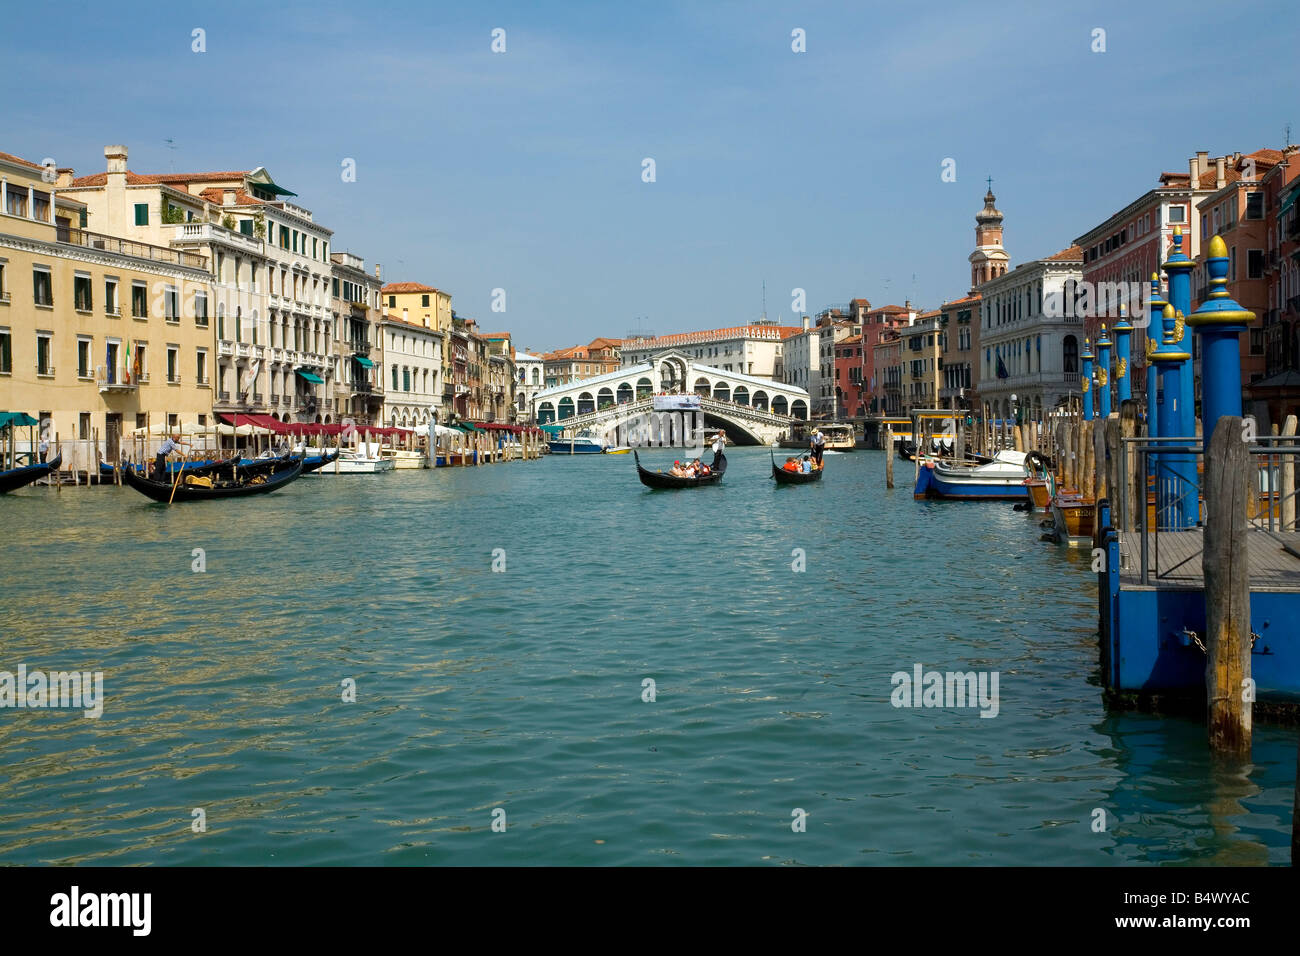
[810,428,826,466]
[154,433,188,479]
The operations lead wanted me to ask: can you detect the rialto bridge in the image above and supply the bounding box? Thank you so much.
[531,351,810,445]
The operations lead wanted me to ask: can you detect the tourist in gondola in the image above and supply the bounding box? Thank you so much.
[154,433,188,479]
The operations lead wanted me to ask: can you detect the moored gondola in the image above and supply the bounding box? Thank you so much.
[0,453,62,494]
[121,459,303,502]
[771,450,823,484]
[633,451,725,489]
[300,450,340,474]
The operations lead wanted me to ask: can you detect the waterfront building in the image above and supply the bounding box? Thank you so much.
[1,148,213,453]
[511,349,545,419]
[1073,150,1253,407]
[938,294,980,411]
[458,317,490,420]
[1186,150,1290,424]
[379,309,442,428]
[380,281,454,414]
[855,301,914,414]
[543,338,622,387]
[873,330,903,417]
[1251,145,1300,423]
[976,245,1084,424]
[330,252,385,426]
[481,332,518,423]
[835,333,865,418]
[902,311,943,414]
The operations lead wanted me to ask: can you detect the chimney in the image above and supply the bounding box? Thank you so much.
[802,315,810,331]
[1215,156,1226,189]
[222,188,236,206]
[55,168,74,188]
[1196,150,1210,183]
[375,263,381,280]
[1189,157,1199,184]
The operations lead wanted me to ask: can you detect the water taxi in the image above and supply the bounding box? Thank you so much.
[913,449,1032,501]
[780,421,855,451]
[546,429,607,454]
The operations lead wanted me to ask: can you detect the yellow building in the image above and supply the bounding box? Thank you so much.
[902,310,944,413]
[1,149,214,459]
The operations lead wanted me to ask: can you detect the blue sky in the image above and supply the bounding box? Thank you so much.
[2,0,1294,352]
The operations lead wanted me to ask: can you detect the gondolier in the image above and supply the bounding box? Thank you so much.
[38,438,48,464]
[154,433,188,479]
[710,431,727,470]
[810,428,826,465]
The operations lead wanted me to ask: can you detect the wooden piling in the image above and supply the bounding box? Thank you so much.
[1121,401,1140,533]
[885,426,894,488]
[1202,416,1252,758]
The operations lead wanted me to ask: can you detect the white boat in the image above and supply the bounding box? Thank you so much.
[914,449,1031,500]
[309,442,394,474]
[381,447,429,469]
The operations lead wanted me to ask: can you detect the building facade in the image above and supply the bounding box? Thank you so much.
[938,294,980,411]
[902,312,943,413]
[380,313,442,428]
[621,324,796,380]
[330,252,385,425]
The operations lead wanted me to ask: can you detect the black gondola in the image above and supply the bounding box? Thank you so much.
[771,450,823,484]
[100,456,240,480]
[300,451,339,474]
[121,459,303,502]
[0,453,62,494]
[633,450,725,489]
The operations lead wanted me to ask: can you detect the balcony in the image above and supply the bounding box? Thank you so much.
[218,389,231,401]
[97,365,136,393]
[169,221,262,256]
[236,343,251,358]
[218,341,234,357]
[350,342,370,357]
[253,392,263,403]
[270,393,280,404]
[62,227,207,270]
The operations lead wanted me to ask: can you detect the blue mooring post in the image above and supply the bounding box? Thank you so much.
[1151,304,1195,528]
[1113,305,1133,404]
[1146,273,1168,433]
[1096,325,1113,420]
[1190,234,1256,453]
[1081,337,1095,422]
[1163,226,1198,444]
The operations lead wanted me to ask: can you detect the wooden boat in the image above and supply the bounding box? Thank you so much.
[300,451,339,474]
[0,453,61,494]
[771,450,823,484]
[122,459,303,502]
[913,450,1032,501]
[233,454,298,475]
[1051,493,1095,547]
[634,450,725,489]
[100,456,235,479]
[780,422,855,452]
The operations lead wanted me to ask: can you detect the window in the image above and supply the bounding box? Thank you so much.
[134,203,149,226]
[0,262,5,298]
[1248,249,1265,280]
[135,343,147,381]
[279,226,289,250]
[74,274,92,311]
[1230,246,1237,282]
[403,368,411,391]
[1246,192,1264,220]
[422,294,430,307]
[0,328,10,373]
[33,267,52,306]
[105,278,119,315]
[1250,328,1264,355]
[392,364,399,390]
[196,348,208,385]
[312,238,317,258]
[389,295,396,308]
[167,347,179,383]
[1168,205,1185,223]
[36,333,52,375]
[164,285,179,322]
[292,230,298,253]
[78,413,91,440]
[5,187,27,217]
[239,219,253,236]
[131,282,147,318]
[195,291,209,326]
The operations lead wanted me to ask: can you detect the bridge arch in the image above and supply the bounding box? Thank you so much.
[752,390,768,411]
[733,385,749,405]
[772,395,788,416]
[791,399,808,419]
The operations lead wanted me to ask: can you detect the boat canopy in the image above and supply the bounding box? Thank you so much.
[0,412,39,430]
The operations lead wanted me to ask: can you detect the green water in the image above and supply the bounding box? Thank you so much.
[0,448,1294,865]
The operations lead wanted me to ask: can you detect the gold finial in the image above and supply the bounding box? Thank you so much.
[1101,323,1108,331]
[1151,272,1159,282]
[1173,225,1182,237]
[1163,303,1175,320]
[1207,234,1228,258]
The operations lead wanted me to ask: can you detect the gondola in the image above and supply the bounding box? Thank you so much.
[633,450,725,489]
[771,450,823,484]
[100,456,238,480]
[232,454,298,476]
[121,459,303,502]
[0,453,61,494]
[300,450,340,474]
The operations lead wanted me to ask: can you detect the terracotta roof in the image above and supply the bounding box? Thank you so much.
[1044,244,1083,262]
[872,304,910,314]
[585,337,624,349]
[381,282,441,294]
[838,334,864,345]
[480,332,511,339]
[0,150,45,171]
[851,298,870,306]
[197,187,265,206]
[942,294,981,307]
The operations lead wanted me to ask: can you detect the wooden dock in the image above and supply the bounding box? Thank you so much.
[1117,529,1300,592]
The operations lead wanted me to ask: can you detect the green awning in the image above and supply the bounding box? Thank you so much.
[354,356,375,368]
[0,412,39,430]
[456,423,481,432]
[251,181,297,198]
[296,369,324,384]
[1279,187,1299,219]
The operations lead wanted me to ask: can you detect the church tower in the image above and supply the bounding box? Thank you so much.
[968,183,1009,293]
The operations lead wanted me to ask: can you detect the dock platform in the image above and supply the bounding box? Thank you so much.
[1117,529,1300,592]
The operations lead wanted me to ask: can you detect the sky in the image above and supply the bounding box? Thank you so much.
[2,0,1295,354]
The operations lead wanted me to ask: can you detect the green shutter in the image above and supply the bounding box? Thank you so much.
[134,203,148,226]
[240,219,253,236]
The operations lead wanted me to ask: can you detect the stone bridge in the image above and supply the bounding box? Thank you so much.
[532,351,809,445]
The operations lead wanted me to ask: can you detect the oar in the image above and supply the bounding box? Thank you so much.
[168,453,184,504]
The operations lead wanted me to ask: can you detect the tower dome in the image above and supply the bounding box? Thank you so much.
[968,181,1008,293]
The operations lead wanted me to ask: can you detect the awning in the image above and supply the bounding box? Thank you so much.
[354,356,375,368]
[296,369,324,384]
[0,412,40,430]
[219,413,290,434]
[1279,187,1299,219]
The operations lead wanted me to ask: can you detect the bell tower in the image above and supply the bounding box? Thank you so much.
[968,179,1009,293]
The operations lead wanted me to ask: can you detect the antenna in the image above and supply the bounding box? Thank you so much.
[163,138,178,173]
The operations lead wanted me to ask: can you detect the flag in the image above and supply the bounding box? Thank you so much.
[123,340,130,384]
[996,354,1009,380]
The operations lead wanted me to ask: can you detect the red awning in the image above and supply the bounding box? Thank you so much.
[220,413,290,433]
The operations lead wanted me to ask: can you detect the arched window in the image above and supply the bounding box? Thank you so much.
[538,401,556,424]
[597,387,614,409]
[790,399,808,419]
[694,377,711,396]
[558,397,575,420]
[772,396,789,416]
[732,385,749,405]
[636,377,652,400]
[531,367,540,385]
[577,392,595,415]
[712,382,730,403]
[616,383,633,404]
[752,390,769,412]
[217,303,225,341]
[234,306,242,343]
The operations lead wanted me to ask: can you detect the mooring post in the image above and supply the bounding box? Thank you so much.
[885,426,894,489]
[1282,414,1297,532]
[1121,400,1139,532]
[1203,416,1252,758]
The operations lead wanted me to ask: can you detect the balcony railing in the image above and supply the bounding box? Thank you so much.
[96,365,135,392]
[218,389,230,400]
[169,221,262,255]
[270,393,280,404]
[62,227,207,270]
[253,392,263,402]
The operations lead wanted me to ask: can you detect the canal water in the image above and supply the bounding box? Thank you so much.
[0,448,1294,865]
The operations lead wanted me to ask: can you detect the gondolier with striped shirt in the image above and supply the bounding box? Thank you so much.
[154,433,188,479]
[810,428,826,466]
[710,431,726,471]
